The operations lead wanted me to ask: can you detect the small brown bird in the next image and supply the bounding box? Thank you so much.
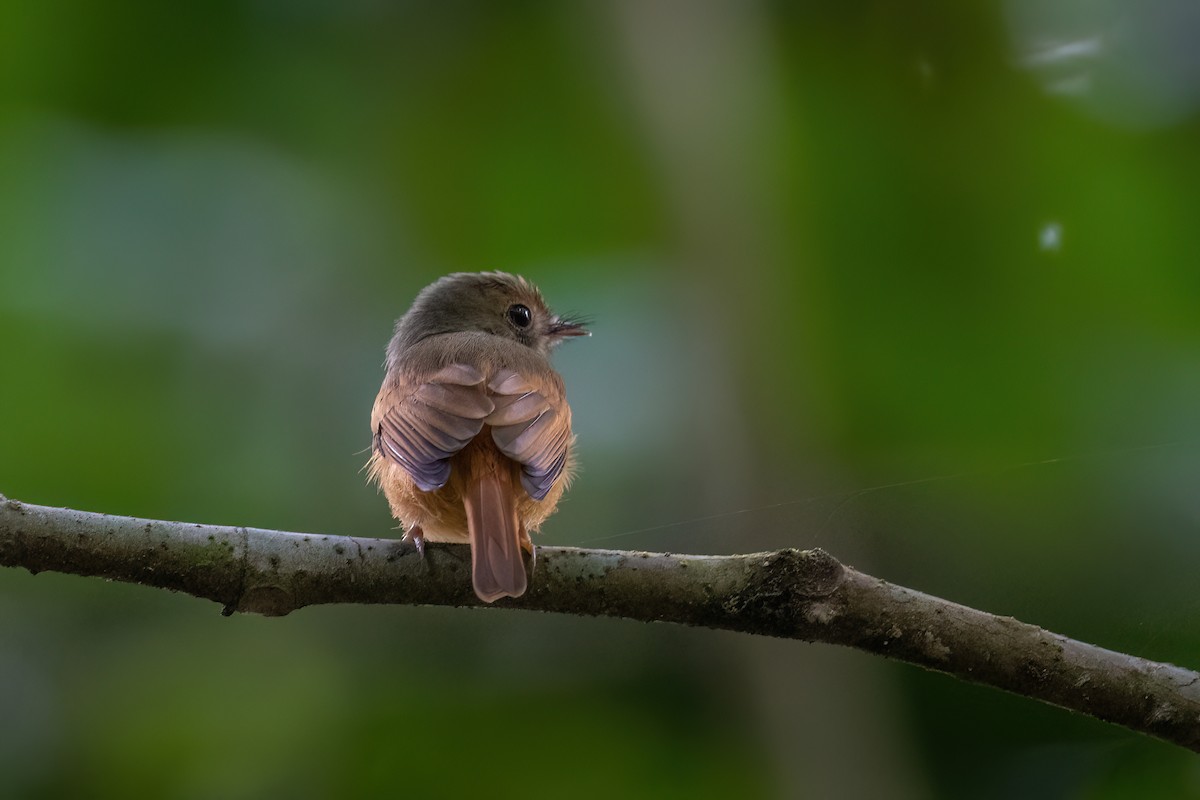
[368,272,587,602]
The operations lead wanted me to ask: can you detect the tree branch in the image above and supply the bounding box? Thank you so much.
[1,493,1197,750]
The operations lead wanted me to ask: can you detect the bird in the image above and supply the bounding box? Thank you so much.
[367,272,587,603]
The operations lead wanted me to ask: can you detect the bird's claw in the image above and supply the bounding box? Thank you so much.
[402,526,426,558]
[520,529,536,577]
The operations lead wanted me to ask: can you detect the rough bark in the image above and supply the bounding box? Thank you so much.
[1,494,1197,751]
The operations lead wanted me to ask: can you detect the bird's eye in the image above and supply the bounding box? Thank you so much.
[507,304,532,329]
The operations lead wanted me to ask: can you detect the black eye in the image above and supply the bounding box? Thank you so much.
[507,304,532,329]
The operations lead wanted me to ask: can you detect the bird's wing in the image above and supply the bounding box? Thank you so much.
[372,364,495,491]
[485,369,572,501]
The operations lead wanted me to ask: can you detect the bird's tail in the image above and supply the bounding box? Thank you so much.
[463,468,527,602]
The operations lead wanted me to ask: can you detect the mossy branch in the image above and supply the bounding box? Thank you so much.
[1,494,1197,751]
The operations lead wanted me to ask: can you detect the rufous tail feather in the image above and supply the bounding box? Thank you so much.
[463,471,526,602]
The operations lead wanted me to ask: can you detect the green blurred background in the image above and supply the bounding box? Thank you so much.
[2,1,1200,797]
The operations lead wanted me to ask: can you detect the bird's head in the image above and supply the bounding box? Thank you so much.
[394,271,589,357]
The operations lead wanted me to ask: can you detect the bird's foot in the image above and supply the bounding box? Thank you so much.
[520,529,536,577]
[402,525,426,558]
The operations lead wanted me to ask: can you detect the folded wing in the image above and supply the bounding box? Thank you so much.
[486,369,572,500]
[372,364,495,491]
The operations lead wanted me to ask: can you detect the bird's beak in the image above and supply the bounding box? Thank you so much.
[549,317,590,338]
